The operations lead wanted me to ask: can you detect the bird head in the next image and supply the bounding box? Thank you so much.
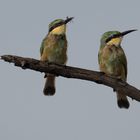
[101,29,137,47]
[48,17,74,35]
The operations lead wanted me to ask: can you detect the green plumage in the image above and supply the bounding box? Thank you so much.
[40,33,67,64]
[40,33,67,96]
[48,19,64,32]
[98,31,129,109]
[98,31,127,79]
[40,18,73,96]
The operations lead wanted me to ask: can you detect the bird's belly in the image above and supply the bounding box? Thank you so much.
[100,45,126,79]
[103,56,123,77]
[48,47,67,64]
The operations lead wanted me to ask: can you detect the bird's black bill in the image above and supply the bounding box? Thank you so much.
[106,29,137,43]
[64,17,74,24]
[121,29,137,36]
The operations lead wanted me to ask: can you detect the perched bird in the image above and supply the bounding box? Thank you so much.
[98,29,137,109]
[40,17,73,95]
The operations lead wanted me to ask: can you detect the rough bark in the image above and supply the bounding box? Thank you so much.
[1,55,140,102]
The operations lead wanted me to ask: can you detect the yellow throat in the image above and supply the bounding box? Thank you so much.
[107,37,122,46]
[50,24,66,35]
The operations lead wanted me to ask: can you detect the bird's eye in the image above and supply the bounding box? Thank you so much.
[105,33,121,43]
[105,35,113,43]
[49,21,64,32]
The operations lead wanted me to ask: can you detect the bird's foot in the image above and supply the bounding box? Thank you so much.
[44,73,48,78]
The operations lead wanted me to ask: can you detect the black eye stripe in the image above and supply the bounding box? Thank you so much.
[49,21,64,32]
[105,33,121,43]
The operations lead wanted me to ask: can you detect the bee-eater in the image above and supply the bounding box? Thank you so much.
[40,17,73,96]
[98,29,137,109]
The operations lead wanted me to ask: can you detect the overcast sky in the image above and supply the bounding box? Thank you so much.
[0,0,140,140]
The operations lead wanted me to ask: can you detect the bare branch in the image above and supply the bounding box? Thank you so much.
[1,55,140,102]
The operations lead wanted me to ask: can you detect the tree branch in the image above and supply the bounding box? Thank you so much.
[1,55,140,102]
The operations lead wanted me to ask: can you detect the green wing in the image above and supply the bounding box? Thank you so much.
[98,45,103,65]
[40,38,45,56]
[119,47,127,78]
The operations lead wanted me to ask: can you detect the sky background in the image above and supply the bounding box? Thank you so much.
[0,0,140,139]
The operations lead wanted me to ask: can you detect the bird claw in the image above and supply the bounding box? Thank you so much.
[100,71,105,76]
[21,61,27,69]
[44,74,48,78]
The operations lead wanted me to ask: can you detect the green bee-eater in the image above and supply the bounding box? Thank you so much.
[40,17,73,95]
[98,29,137,109]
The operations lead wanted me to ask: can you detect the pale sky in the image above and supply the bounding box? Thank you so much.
[0,0,140,139]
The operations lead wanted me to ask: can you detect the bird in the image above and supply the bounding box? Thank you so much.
[98,29,137,109]
[40,17,73,96]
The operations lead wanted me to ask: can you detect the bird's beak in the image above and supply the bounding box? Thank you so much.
[64,17,74,24]
[105,29,137,43]
[120,29,137,37]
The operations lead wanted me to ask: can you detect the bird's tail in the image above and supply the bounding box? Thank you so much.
[117,91,129,109]
[43,74,55,96]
